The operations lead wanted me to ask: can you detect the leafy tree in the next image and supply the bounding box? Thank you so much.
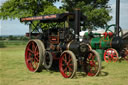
[0,0,64,19]
[62,0,112,30]
[0,0,65,30]
[0,0,112,31]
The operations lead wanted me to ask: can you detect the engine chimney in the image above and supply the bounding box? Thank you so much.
[75,9,81,41]
[116,0,120,37]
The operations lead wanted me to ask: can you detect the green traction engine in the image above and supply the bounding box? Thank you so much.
[83,0,128,62]
[83,24,128,62]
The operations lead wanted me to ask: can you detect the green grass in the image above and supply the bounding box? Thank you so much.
[0,41,128,85]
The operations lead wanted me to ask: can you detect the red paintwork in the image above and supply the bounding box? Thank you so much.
[87,52,99,76]
[25,41,39,72]
[103,32,108,38]
[59,53,73,78]
[104,48,119,63]
[108,32,113,37]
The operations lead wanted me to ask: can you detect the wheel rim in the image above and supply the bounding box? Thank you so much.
[43,51,53,69]
[104,48,118,62]
[25,41,40,72]
[45,52,51,66]
[59,52,74,78]
[86,51,100,76]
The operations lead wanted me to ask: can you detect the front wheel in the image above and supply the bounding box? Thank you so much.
[25,39,45,72]
[85,50,101,76]
[59,50,77,78]
[104,48,119,62]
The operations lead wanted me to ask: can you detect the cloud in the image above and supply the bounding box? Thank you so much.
[0,0,7,6]
[108,0,128,29]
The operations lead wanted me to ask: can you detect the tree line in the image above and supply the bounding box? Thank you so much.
[0,35,29,40]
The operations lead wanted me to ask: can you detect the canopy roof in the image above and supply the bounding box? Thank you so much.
[20,13,86,23]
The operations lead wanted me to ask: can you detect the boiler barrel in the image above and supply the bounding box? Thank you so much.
[90,37,111,49]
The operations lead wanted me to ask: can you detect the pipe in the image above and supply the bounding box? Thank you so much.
[29,24,32,39]
[75,8,81,41]
[116,0,120,37]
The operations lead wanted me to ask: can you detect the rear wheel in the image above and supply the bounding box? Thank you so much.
[25,39,45,72]
[122,48,128,61]
[104,48,119,62]
[43,51,53,69]
[85,50,101,76]
[59,50,77,78]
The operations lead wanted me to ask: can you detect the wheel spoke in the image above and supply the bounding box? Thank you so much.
[67,57,72,64]
[27,48,33,53]
[64,54,67,62]
[90,60,96,67]
[62,54,67,63]
[34,56,39,62]
[64,66,68,72]
[32,42,36,51]
[69,64,73,66]
[34,46,38,53]
[27,58,33,62]
[107,52,111,56]
[29,62,34,70]
[35,52,39,56]
[92,55,95,60]
[27,52,33,62]
[88,53,92,59]
[68,66,73,72]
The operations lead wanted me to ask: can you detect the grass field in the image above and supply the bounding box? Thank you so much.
[0,40,128,85]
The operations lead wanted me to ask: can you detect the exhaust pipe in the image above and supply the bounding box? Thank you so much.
[115,0,120,37]
[75,8,81,41]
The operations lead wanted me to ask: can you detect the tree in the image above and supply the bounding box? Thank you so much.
[0,0,65,20]
[0,0,112,30]
[0,0,65,30]
[62,0,112,30]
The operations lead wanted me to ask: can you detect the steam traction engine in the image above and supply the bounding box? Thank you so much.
[83,24,128,62]
[20,9,101,78]
[83,0,128,62]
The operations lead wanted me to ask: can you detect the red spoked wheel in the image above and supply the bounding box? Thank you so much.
[25,39,45,72]
[123,48,128,61]
[85,50,101,76]
[59,50,77,78]
[104,48,119,63]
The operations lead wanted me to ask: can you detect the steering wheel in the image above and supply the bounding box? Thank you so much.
[105,24,123,37]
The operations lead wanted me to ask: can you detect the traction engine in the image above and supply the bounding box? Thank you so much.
[83,0,128,62]
[20,9,101,78]
[83,25,128,62]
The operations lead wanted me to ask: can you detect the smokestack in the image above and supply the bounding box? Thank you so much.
[75,8,81,41]
[116,0,120,37]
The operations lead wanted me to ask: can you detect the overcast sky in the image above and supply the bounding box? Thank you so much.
[0,0,128,35]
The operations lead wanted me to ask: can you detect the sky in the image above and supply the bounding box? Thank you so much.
[0,0,128,36]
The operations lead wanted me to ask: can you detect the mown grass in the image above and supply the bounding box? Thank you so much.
[0,41,128,85]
